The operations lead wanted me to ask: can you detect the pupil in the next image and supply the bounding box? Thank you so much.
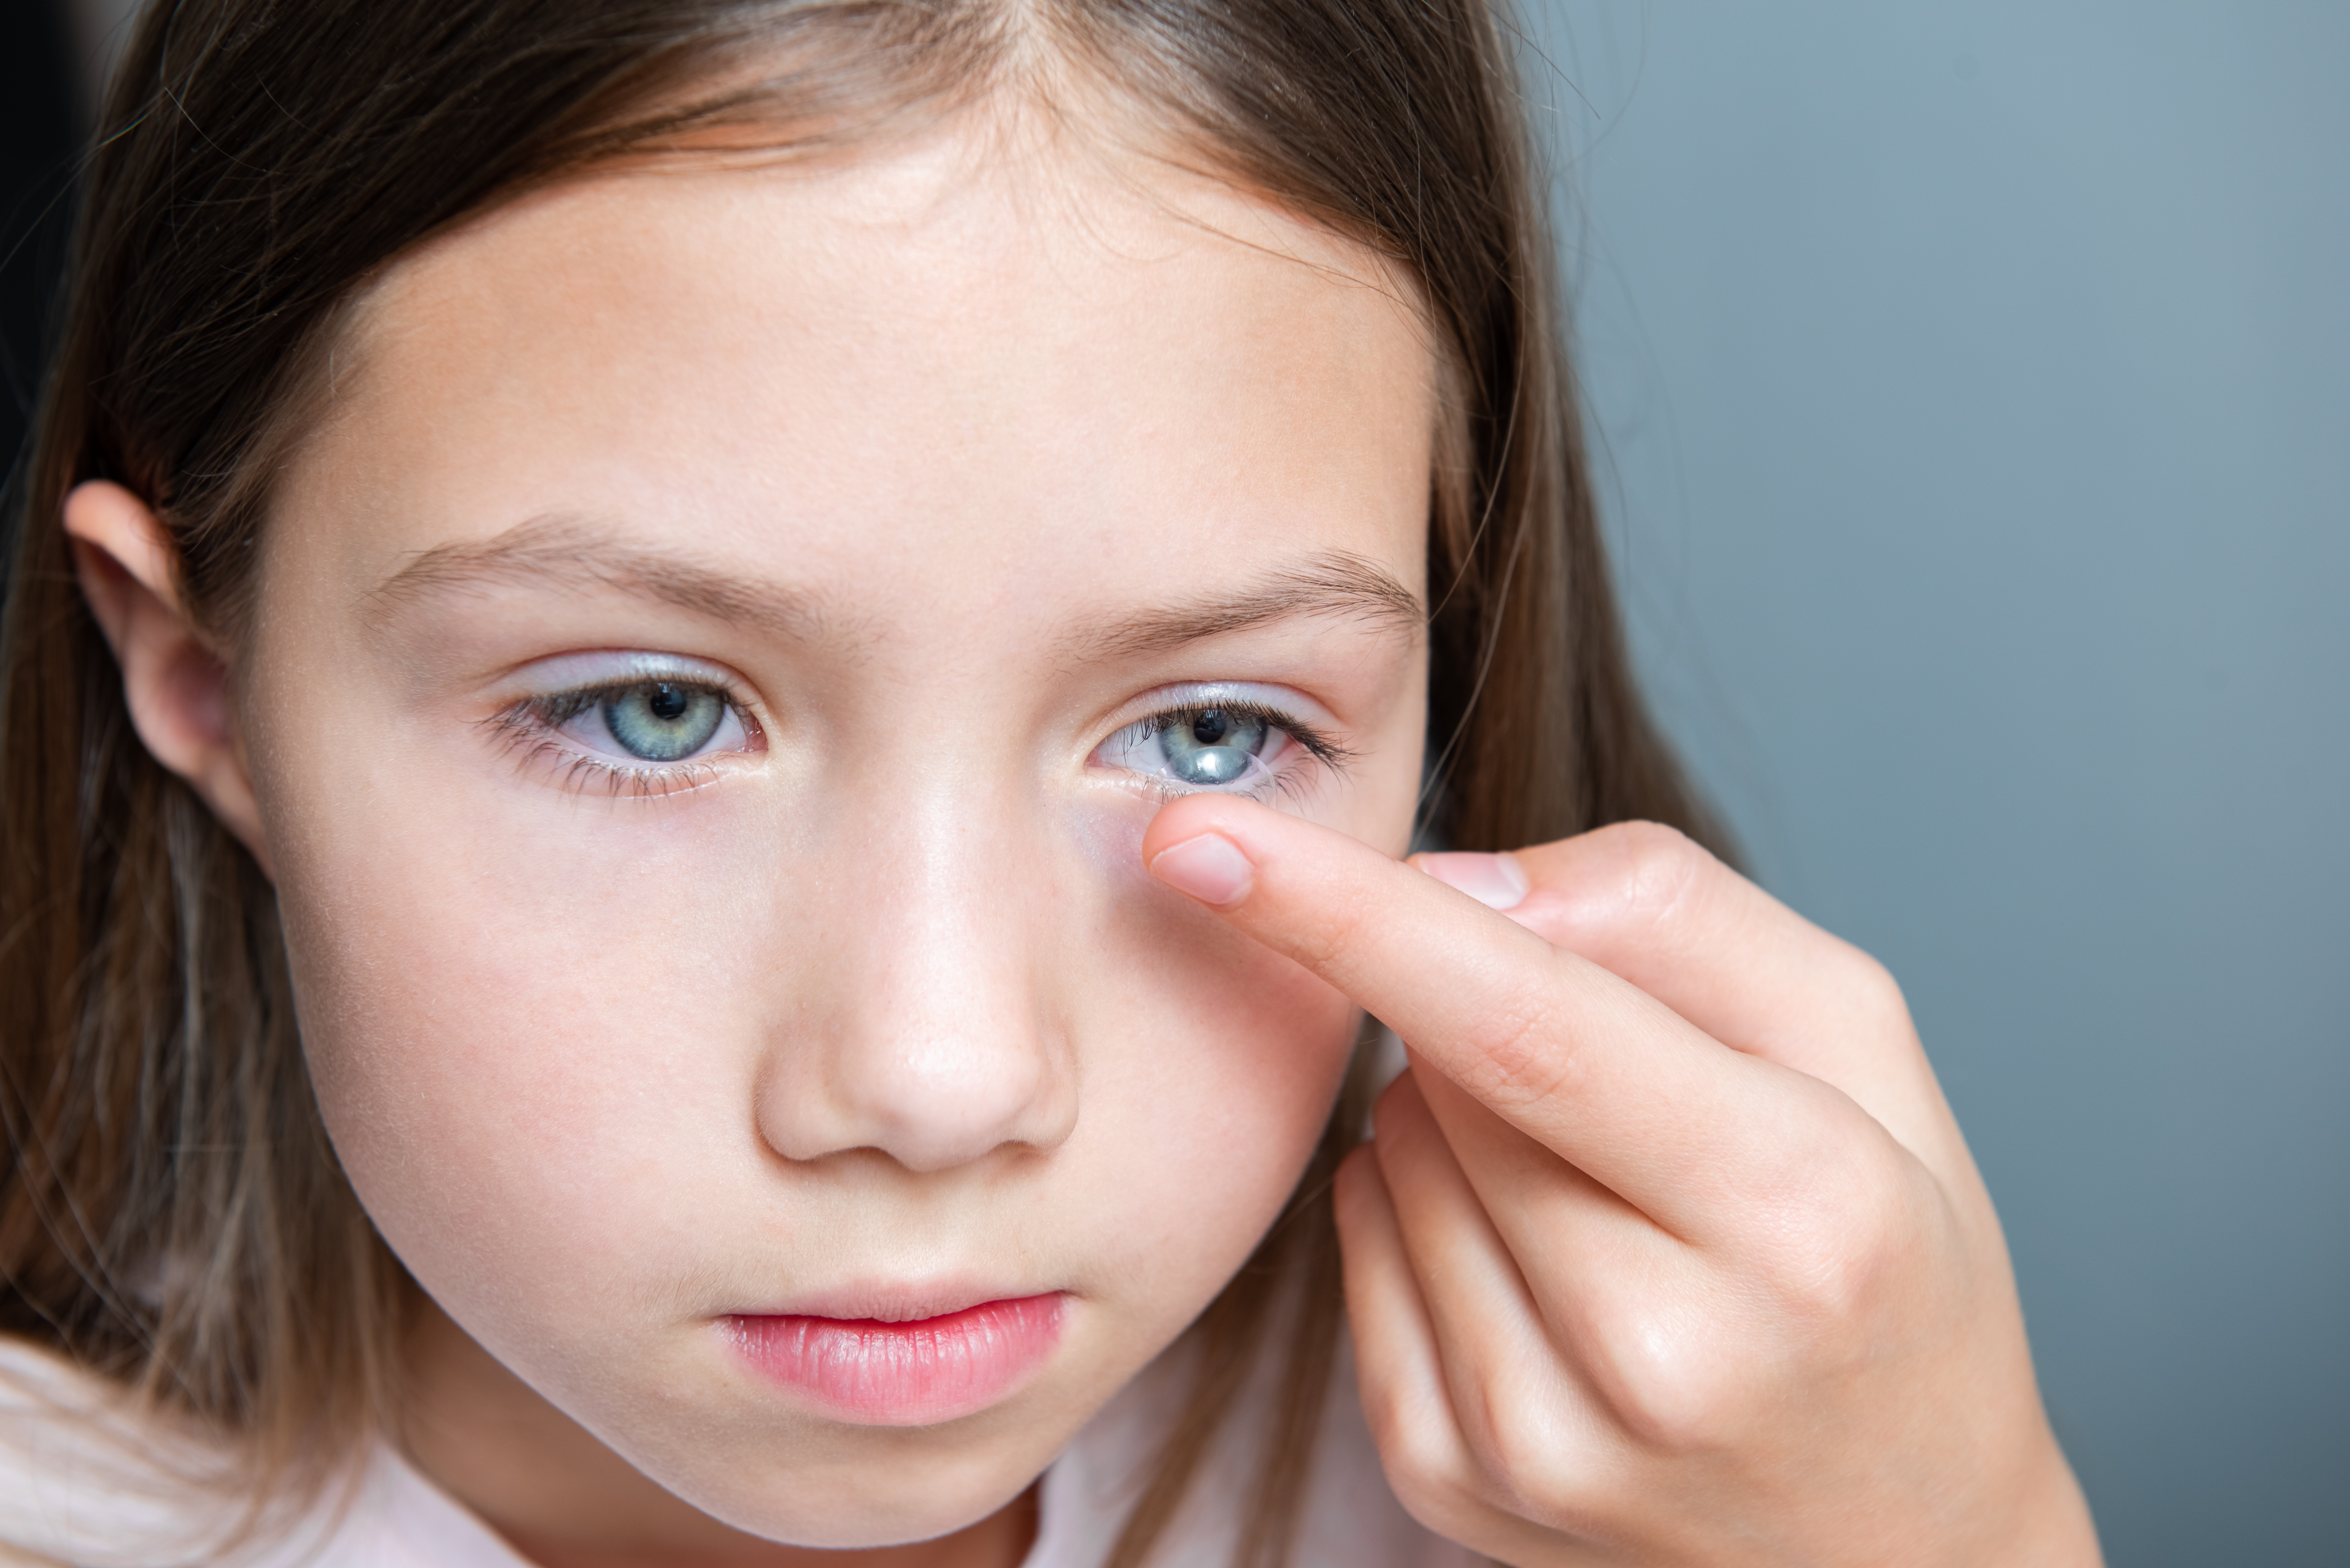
[1158,707,1268,788]
[602,681,724,762]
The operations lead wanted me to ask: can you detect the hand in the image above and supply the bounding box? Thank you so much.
[1142,799,2101,1567]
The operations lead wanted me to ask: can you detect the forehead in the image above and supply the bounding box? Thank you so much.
[287,116,1439,614]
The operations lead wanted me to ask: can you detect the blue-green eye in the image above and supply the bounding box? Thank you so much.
[500,659,759,796]
[520,672,749,776]
[602,681,725,761]
[1156,708,1268,786]
[1093,693,1344,798]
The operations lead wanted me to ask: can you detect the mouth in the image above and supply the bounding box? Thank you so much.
[724,1293,1067,1426]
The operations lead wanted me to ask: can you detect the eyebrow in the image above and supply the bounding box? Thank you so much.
[365,517,832,642]
[1061,550,1425,661]
[366,518,1422,655]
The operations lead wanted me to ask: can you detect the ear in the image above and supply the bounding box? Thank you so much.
[64,481,274,877]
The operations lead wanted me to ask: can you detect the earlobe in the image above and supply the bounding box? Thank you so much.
[63,481,275,877]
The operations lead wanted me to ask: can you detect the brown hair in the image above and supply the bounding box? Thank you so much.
[0,0,1722,1562]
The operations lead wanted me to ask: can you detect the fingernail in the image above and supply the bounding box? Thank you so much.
[1149,832,1256,907]
[1419,851,1528,911]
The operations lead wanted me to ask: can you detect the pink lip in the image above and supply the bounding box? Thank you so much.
[726,1294,1066,1425]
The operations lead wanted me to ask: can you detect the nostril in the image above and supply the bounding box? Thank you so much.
[867,1056,1053,1172]
[754,1021,1076,1172]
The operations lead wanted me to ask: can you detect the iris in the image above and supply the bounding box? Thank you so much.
[1158,708,1268,786]
[603,681,725,761]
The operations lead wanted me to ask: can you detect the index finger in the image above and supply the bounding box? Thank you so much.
[1142,795,1839,1235]
[1462,823,1964,1180]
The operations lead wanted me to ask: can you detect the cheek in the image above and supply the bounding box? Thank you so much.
[1053,802,1361,1287]
[276,782,777,1324]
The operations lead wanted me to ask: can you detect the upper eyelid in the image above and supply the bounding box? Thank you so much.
[1106,680,1340,733]
[495,650,754,704]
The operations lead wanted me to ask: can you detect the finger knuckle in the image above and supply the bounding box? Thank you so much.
[1448,973,1582,1114]
[1758,1132,1918,1331]
[1834,945,1912,1030]
[1456,1371,1589,1517]
[1363,1386,1492,1538]
[1381,1462,1491,1549]
[1591,819,1712,935]
[1584,1309,1750,1452]
[1292,888,1377,972]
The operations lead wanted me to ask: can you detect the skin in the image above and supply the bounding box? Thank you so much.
[65,87,2100,1568]
[1147,805,2104,1565]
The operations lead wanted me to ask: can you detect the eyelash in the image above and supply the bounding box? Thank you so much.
[488,678,760,799]
[487,678,1351,803]
[1107,697,1355,804]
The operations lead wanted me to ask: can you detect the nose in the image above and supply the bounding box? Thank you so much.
[753,789,1079,1173]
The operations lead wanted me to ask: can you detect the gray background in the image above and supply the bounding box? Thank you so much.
[1522,2,2348,1562]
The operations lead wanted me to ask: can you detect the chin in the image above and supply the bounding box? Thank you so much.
[620,1407,1063,1549]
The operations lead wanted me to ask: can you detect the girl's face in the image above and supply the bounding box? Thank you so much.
[244,111,1433,1546]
